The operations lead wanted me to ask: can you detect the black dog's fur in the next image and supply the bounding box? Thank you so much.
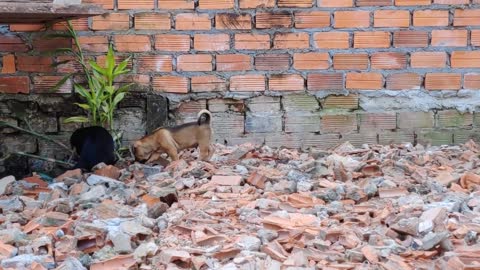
[70,126,116,171]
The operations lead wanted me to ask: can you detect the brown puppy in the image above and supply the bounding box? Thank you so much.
[133,110,214,164]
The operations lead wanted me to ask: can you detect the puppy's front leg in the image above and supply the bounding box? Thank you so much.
[199,143,213,161]
[164,145,179,161]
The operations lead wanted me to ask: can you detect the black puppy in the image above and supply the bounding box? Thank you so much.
[70,126,116,171]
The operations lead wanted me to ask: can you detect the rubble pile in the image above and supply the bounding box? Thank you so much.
[1,140,480,269]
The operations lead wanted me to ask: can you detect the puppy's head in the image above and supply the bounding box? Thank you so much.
[132,140,151,162]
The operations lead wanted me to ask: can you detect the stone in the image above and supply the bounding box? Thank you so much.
[55,169,82,183]
[109,231,132,254]
[54,257,87,270]
[78,186,106,204]
[257,229,278,244]
[120,221,152,236]
[391,217,419,236]
[158,249,191,264]
[133,242,158,261]
[86,175,125,189]
[0,176,15,195]
[420,231,449,251]
[1,254,55,269]
[149,186,178,207]
[235,236,261,251]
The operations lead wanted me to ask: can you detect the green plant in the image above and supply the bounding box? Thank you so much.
[50,21,132,151]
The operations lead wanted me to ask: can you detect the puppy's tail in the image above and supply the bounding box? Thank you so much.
[197,109,212,126]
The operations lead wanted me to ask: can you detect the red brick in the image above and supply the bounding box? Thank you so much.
[135,13,171,30]
[395,0,431,5]
[34,76,72,93]
[425,73,462,90]
[230,74,266,91]
[32,38,71,52]
[431,30,468,47]
[91,13,130,30]
[255,54,290,71]
[472,30,480,46]
[84,0,114,9]
[307,73,344,90]
[52,18,89,31]
[393,31,428,48]
[294,11,330,28]
[1,55,15,74]
[269,74,304,91]
[234,34,270,50]
[273,32,310,49]
[114,35,151,52]
[357,0,393,5]
[0,76,29,94]
[158,0,194,9]
[239,0,275,8]
[314,32,350,49]
[354,32,390,48]
[278,0,312,7]
[413,10,449,26]
[454,9,480,26]
[410,52,447,68]
[215,14,252,30]
[0,36,28,52]
[76,36,109,53]
[153,76,188,93]
[371,52,407,70]
[256,12,293,29]
[374,10,410,28]
[464,74,480,89]
[175,13,211,30]
[346,73,384,90]
[293,53,330,70]
[118,0,154,9]
[199,0,235,9]
[451,51,480,68]
[155,34,190,52]
[194,34,230,51]
[17,56,53,73]
[216,54,252,71]
[177,55,213,71]
[137,55,173,72]
[56,56,85,73]
[333,54,369,70]
[321,115,357,133]
[335,11,370,28]
[318,0,353,7]
[386,73,422,90]
[9,24,45,32]
[433,0,468,4]
[191,76,227,92]
[97,55,133,70]
[114,75,150,86]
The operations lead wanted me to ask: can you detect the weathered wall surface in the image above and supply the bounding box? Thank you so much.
[1,0,480,176]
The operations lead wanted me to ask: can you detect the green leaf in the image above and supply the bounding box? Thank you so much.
[64,116,89,123]
[113,92,126,106]
[89,61,107,75]
[74,103,91,111]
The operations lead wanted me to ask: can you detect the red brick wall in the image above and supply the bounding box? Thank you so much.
[1,0,480,149]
